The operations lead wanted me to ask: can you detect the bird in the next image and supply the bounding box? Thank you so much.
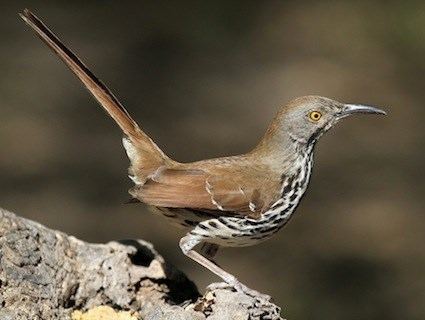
[20,9,386,300]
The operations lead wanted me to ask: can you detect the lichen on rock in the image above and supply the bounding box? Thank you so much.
[72,306,138,320]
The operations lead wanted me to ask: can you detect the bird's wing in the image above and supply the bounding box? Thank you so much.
[132,167,273,219]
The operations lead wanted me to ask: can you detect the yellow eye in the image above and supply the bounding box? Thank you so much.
[309,111,322,121]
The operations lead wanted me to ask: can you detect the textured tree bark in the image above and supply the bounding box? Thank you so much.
[0,208,283,320]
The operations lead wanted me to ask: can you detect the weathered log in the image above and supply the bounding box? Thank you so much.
[0,208,283,319]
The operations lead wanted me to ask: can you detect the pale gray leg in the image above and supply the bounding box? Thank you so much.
[179,235,237,284]
[179,234,271,301]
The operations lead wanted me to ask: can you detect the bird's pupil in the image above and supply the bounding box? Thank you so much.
[309,111,322,121]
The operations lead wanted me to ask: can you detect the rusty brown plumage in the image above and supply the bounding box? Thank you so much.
[134,161,282,219]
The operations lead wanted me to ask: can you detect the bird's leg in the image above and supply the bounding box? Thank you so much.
[179,235,271,301]
[180,236,236,283]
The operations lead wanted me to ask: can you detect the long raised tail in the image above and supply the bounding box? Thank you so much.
[20,9,171,179]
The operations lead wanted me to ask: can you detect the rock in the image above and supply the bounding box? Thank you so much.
[0,208,283,319]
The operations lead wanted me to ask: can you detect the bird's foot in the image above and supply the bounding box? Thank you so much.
[206,281,232,291]
[234,282,272,303]
[207,280,272,303]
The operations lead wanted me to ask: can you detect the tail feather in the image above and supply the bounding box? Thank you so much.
[20,9,169,175]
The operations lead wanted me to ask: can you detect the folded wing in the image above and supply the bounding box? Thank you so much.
[132,168,272,219]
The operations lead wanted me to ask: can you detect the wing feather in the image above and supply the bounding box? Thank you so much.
[132,167,273,219]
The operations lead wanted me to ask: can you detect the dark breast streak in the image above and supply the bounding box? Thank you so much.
[184,149,314,247]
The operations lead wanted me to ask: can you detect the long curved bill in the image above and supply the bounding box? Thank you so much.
[338,104,387,119]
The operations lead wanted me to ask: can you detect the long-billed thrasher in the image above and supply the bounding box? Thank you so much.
[21,9,386,300]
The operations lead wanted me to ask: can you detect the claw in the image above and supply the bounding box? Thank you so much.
[235,283,272,302]
[206,281,272,302]
[206,281,235,292]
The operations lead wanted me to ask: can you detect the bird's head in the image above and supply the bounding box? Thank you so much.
[264,95,386,148]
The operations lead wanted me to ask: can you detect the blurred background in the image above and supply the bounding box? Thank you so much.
[1,1,424,319]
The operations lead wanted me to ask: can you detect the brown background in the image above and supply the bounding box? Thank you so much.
[1,1,424,319]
